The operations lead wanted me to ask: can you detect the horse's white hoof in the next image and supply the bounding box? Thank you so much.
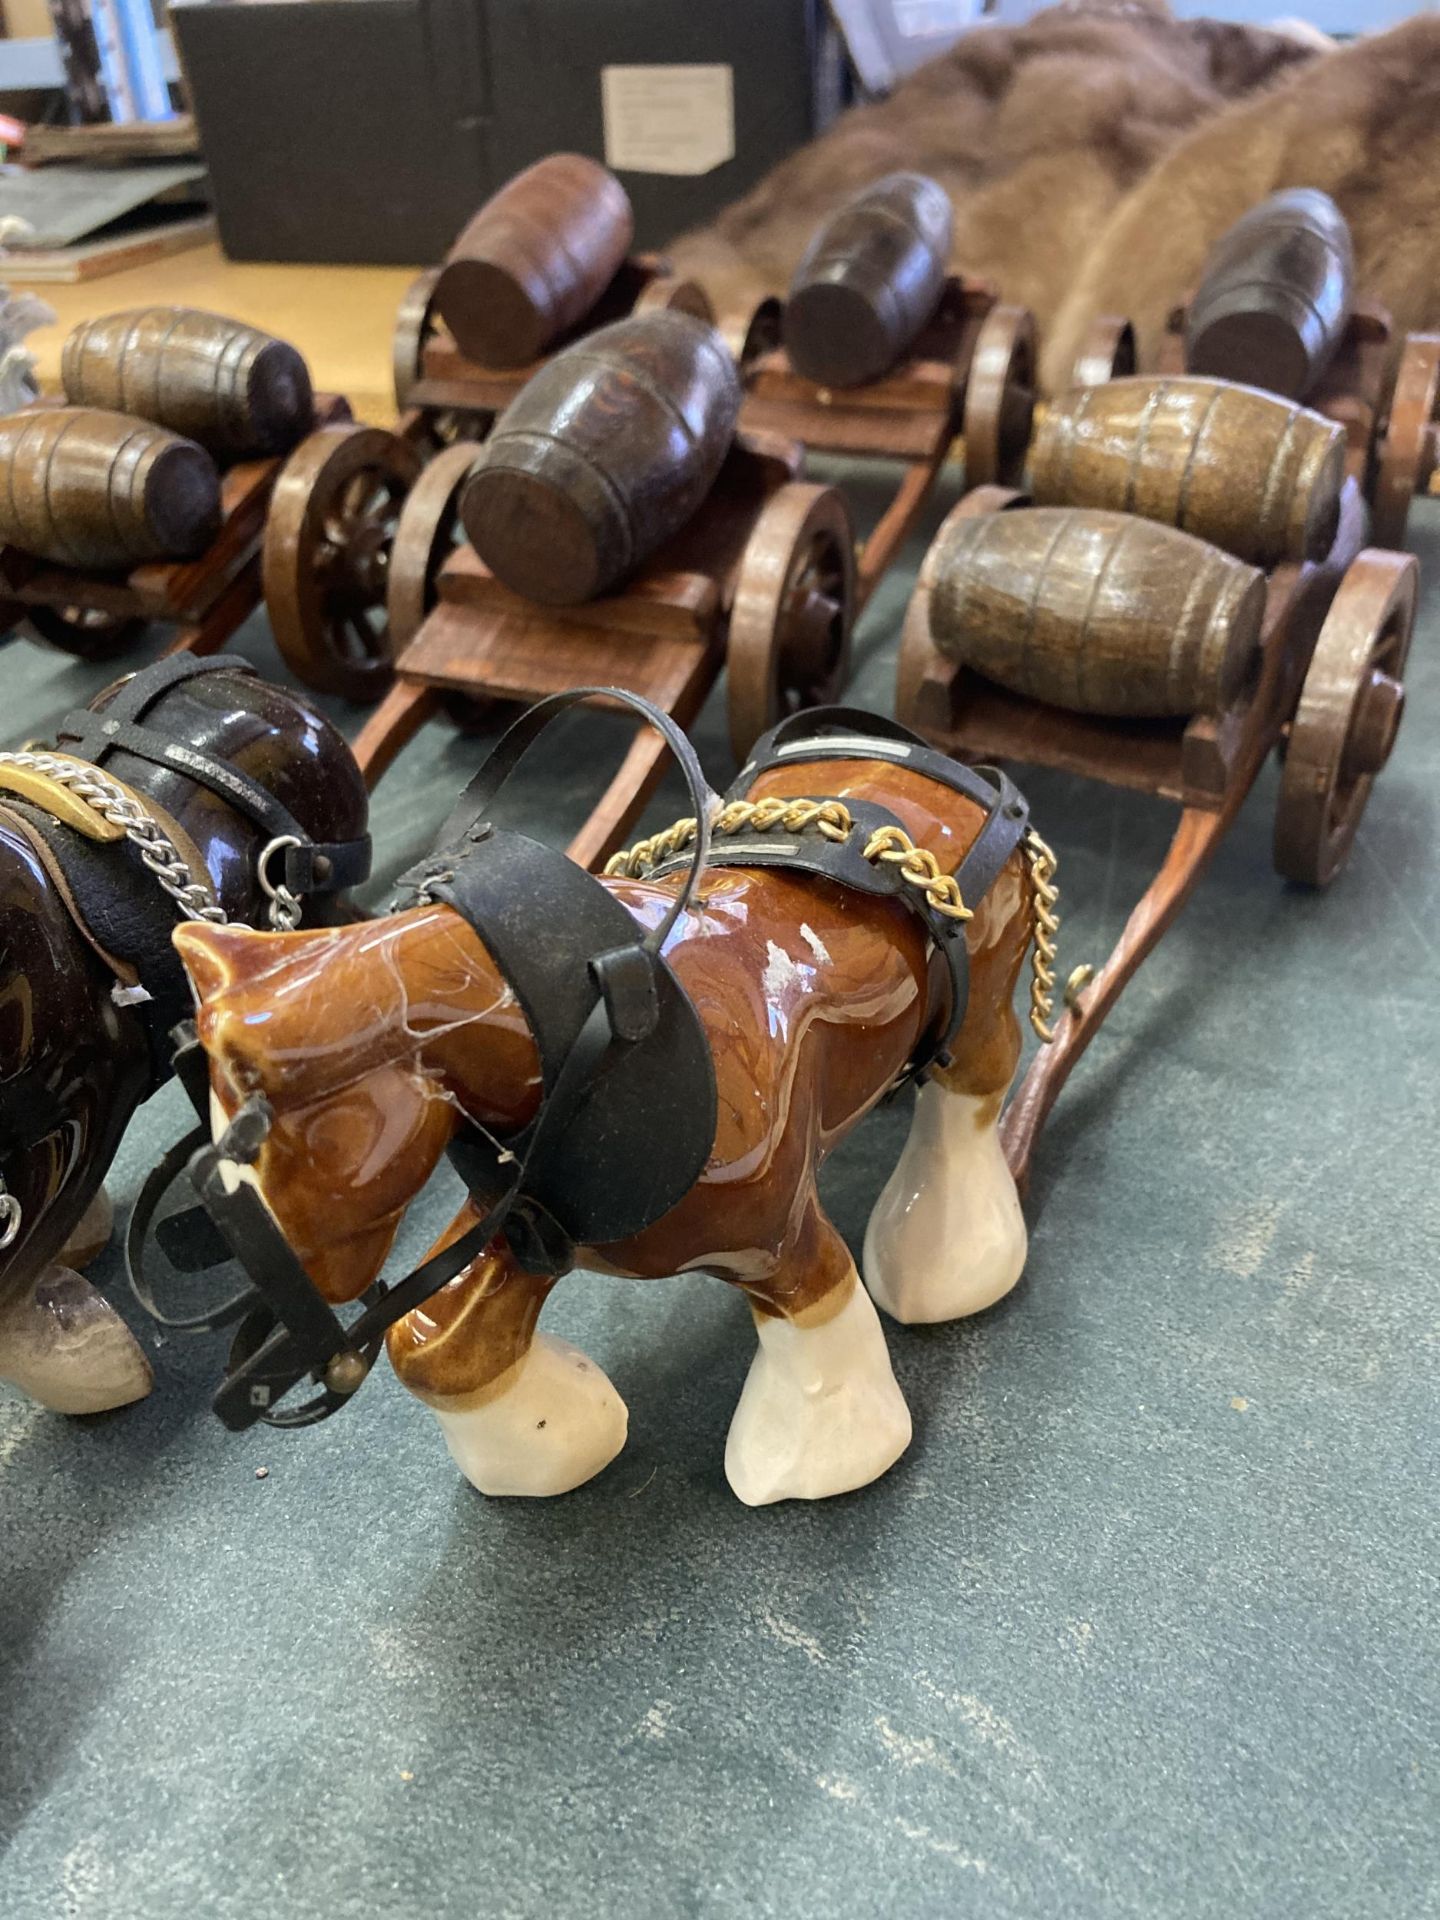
[0,1265,153,1415]
[725,1274,912,1505]
[864,1084,1027,1324]
[433,1333,628,1497]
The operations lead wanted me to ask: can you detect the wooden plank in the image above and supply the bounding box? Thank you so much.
[741,394,950,462]
[397,598,714,712]
[1,215,216,285]
[436,544,720,640]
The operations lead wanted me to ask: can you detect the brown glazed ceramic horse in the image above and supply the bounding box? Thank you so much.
[173,750,1036,1504]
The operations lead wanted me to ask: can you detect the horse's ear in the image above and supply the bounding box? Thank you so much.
[173,923,274,1009]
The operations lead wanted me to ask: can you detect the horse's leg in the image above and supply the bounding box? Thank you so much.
[863,880,1031,1324]
[725,1200,912,1506]
[59,1186,114,1269]
[386,1209,627,1497]
[0,1266,153,1414]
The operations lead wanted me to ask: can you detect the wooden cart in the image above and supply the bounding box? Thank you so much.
[738,277,1040,617]
[1159,303,1440,550]
[1151,188,1440,551]
[897,477,1416,1192]
[352,427,855,871]
[260,157,717,705]
[0,395,353,666]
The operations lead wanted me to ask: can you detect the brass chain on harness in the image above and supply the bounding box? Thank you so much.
[605,796,974,924]
[1022,828,1065,1043]
[610,801,1073,1045]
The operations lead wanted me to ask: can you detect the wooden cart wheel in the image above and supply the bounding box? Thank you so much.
[632,276,714,324]
[961,304,1036,487]
[394,270,491,455]
[393,269,442,413]
[21,604,146,659]
[1070,314,1136,389]
[1370,332,1440,550]
[727,483,856,761]
[384,440,485,651]
[1273,548,1416,887]
[262,425,423,702]
[720,296,784,374]
[896,487,1025,725]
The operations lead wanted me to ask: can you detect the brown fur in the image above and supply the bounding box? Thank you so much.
[1046,17,1440,387]
[666,1,1315,356]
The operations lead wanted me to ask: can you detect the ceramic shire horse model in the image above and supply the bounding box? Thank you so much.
[143,692,1055,1505]
[0,655,370,1415]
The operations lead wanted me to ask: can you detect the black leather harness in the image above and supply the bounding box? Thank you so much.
[128,689,719,1430]
[658,706,1031,1086]
[127,693,1030,1435]
[51,652,373,898]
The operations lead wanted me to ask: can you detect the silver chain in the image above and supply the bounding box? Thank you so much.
[0,1179,20,1251]
[0,749,228,925]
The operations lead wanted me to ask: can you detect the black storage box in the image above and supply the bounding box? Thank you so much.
[173,0,844,265]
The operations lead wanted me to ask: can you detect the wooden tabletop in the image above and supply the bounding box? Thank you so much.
[12,240,422,426]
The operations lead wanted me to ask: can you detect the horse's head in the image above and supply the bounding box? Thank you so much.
[173,907,539,1304]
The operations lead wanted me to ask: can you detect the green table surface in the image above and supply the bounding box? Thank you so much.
[2,468,1436,1919]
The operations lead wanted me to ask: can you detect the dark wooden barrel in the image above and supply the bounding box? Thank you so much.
[461,311,741,604]
[0,408,222,571]
[1030,375,1344,567]
[783,172,953,388]
[61,308,314,459]
[433,155,635,370]
[928,505,1265,717]
[1185,189,1353,401]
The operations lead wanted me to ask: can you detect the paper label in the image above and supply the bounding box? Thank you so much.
[601,65,735,177]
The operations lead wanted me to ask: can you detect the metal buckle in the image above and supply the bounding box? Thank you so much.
[257,834,304,931]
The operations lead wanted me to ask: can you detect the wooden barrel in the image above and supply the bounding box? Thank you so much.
[0,408,221,571]
[783,172,953,388]
[461,311,741,604]
[61,308,314,459]
[433,155,635,370]
[1030,375,1344,567]
[1185,189,1353,400]
[928,506,1265,718]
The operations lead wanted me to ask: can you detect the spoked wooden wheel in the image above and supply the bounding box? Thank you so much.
[393,269,442,413]
[262,425,422,701]
[1070,314,1136,389]
[384,440,484,651]
[633,276,714,324]
[394,270,491,455]
[22,604,145,659]
[720,296,783,374]
[1274,549,1417,887]
[961,304,1036,487]
[727,483,856,761]
[1371,332,1440,550]
[896,487,1025,725]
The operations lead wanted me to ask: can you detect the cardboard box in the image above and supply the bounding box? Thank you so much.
[173,0,842,265]
[171,0,490,265]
